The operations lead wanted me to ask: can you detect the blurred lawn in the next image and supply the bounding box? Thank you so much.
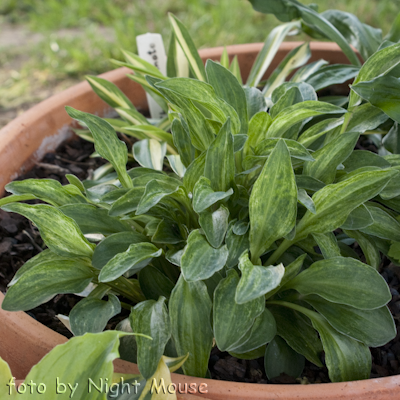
[0,0,398,126]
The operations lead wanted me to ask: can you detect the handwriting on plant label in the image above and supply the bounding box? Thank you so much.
[148,43,159,69]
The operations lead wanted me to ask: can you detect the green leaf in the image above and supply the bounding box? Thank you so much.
[255,138,314,161]
[235,252,284,304]
[156,87,214,151]
[349,43,400,107]
[229,346,266,360]
[264,336,305,379]
[340,204,374,230]
[312,232,341,259]
[98,243,162,283]
[214,269,264,352]
[136,179,182,215]
[133,139,167,171]
[244,88,267,119]
[321,10,381,60]
[359,204,400,241]
[168,13,206,81]
[0,357,15,399]
[229,55,243,85]
[386,12,400,42]
[156,78,241,136]
[305,295,395,347]
[246,21,301,87]
[270,306,322,366]
[249,140,297,262]
[123,125,175,151]
[265,254,306,300]
[310,312,371,382]
[219,47,229,68]
[115,107,149,125]
[70,294,121,336]
[122,49,166,79]
[306,64,359,91]
[285,257,391,310]
[291,59,329,83]
[295,175,325,192]
[297,189,316,214]
[181,230,228,281]
[2,259,93,311]
[389,241,400,263]
[303,131,359,184]
[108,186,146,217]
[59,204,131,235]
[226,222,250,269]
[92,232,148,269]
[130,297,171,379]
[65,107,132,189]
[199,205,229,248]
[127,74,168,113]
[183,151,206,193]
[342,150,391,172]
[86,75,134,109]
[5,179,86,206]
[346,104,389,134]
[295,169,398,241]
[270,83,317,118]
[166,155,186,178]
[169,275,213,377]
[8,249,70,287]
[171,118,195,167]
[263,43,311,98]
[204,118,235,192]
[139,265,175,301]
[351,76,400,123]
[1,203,94,258]
[167,31,189,78]
[20,331,131,400]
[383,122,400,155]
[0,194,36,207]
[245,111,272,155]
[343,229,380,270]
[298,117,344,148]
[249,0,360,65]
[206,60,248,135]
[228,309,276,354]
[152,219,183,244]
[267,101,345,139]
[192,176,233,213]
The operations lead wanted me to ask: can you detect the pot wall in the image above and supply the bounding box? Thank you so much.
[1,42,398,399]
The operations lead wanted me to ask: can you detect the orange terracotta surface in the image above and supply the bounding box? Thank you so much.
[2,42,397,399]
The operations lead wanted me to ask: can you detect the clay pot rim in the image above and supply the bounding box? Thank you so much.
[1,41,397,399]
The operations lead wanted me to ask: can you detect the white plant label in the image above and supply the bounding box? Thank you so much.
[136,33,167,120]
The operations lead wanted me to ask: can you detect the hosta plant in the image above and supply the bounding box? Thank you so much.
[1,331,188,399]
[2,1,400,387]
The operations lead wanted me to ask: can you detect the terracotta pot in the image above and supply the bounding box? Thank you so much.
[1,42,398,399]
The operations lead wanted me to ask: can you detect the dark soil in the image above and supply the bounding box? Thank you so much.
[0,133,399,384]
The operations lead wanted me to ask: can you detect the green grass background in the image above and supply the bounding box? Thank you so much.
[0,0,398,125]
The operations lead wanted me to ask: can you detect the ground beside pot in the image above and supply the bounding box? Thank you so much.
[1,42,399,400]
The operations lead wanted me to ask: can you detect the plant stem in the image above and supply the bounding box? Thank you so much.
[105,276,145,303]
[340,109,353,134]
[118,170,134,189]
[266,238,293,265]
[120,301,133,311]
[267,300,322,321]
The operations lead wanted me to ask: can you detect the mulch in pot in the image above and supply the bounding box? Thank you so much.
[0,133,399,385]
